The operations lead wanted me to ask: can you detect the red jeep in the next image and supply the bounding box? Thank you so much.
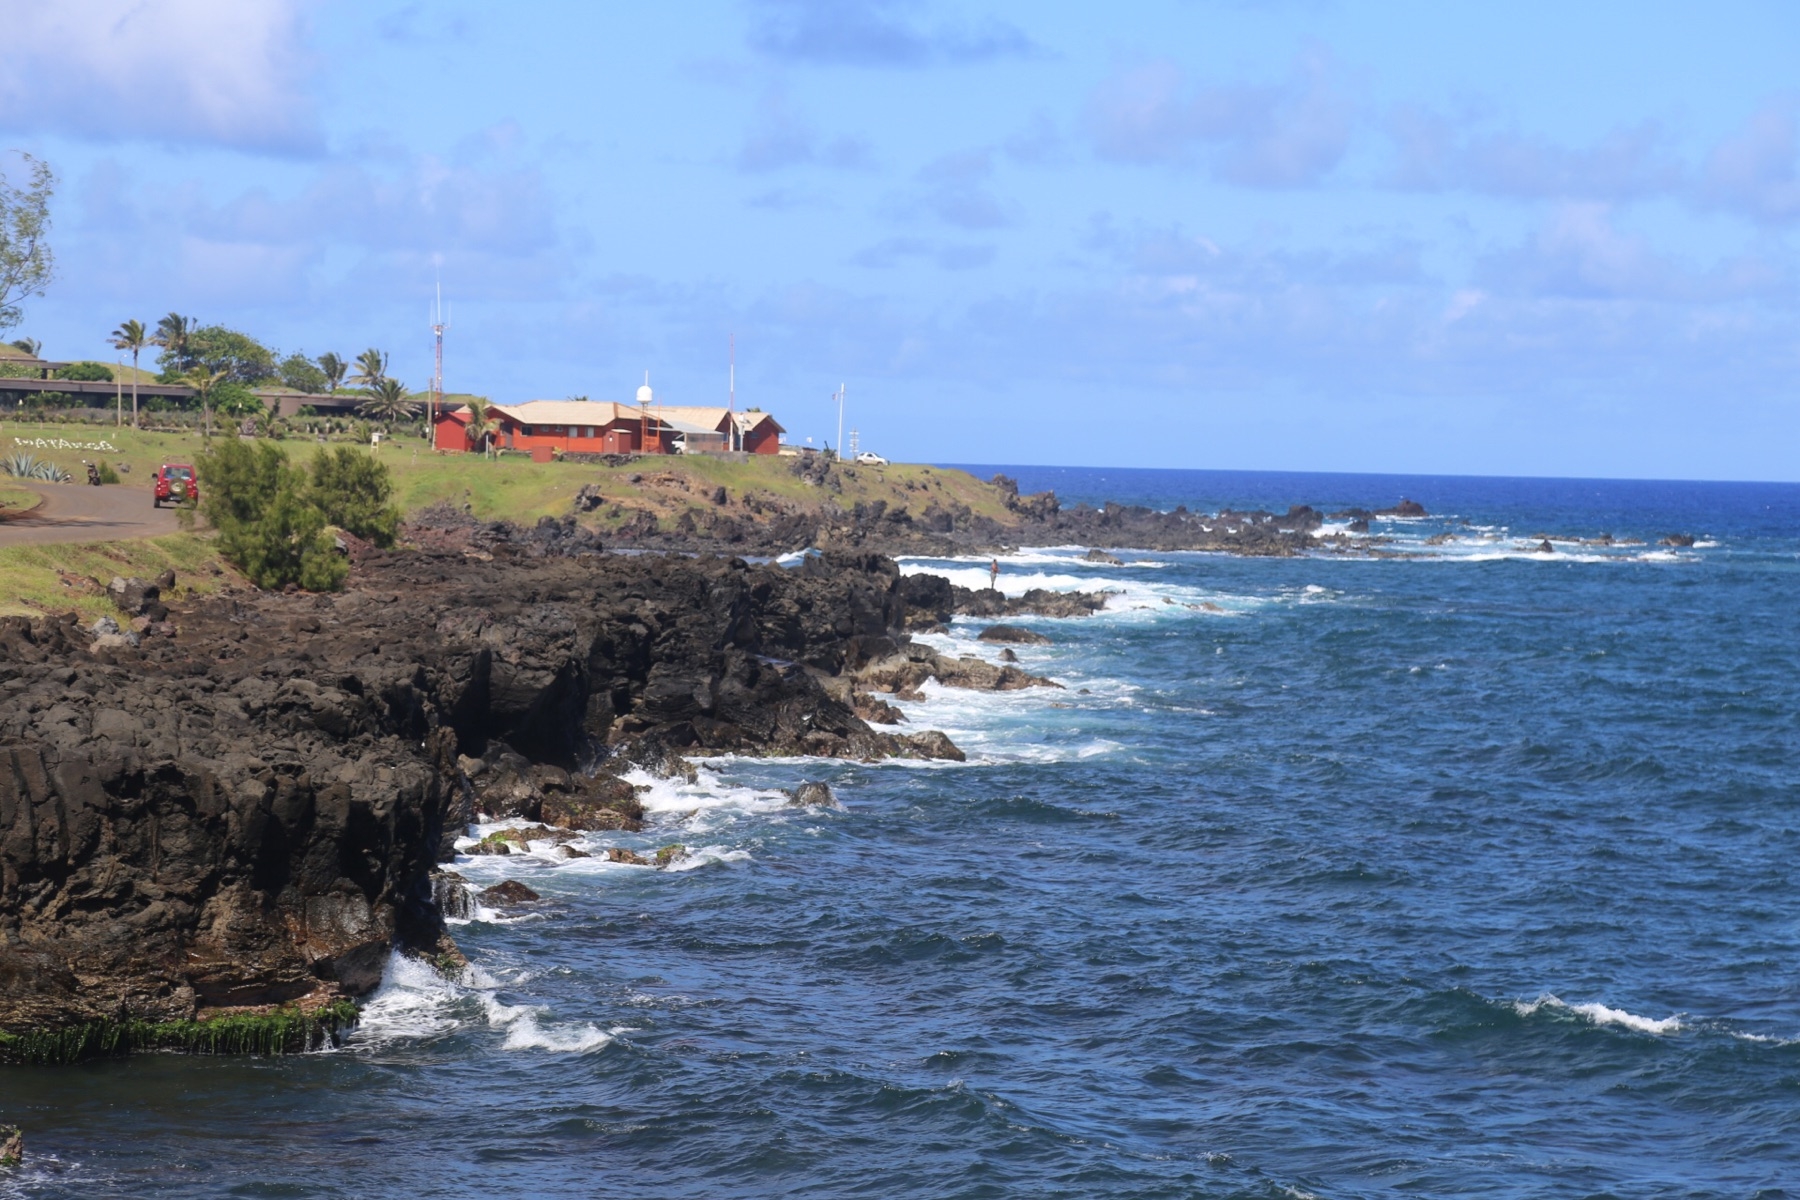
[153,463,198,508]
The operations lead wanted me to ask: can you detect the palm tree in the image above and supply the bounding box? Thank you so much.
[109,319,147,428]
[463,397,503,458]
[184,366,226,439]
[152,313,196,373]
[317,351,347,394]
[349,348,387,390]
[359,377,418,424]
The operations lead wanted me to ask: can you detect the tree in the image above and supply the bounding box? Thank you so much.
[110,318,147,428]
[463,396,503,457]
[152,313,196,375]
[11,338,40,357]
[212,380,264,419]
[198,439,345,591]
[359,377,417,424]
[184,366,226,438]
[277,352,326,394]
[349,348,387,390]
[0,152,54,336]
[317,352,347,393]
[54,361,112,381]
[186,325,276,385]
[308,445,400,547]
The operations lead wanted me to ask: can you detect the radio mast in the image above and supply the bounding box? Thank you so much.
[430,279,448,426]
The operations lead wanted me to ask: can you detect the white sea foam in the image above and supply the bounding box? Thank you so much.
[354,952,470,1042]
[625,766,788,819]
[481,994,613,1053]
[1513,994,1683,1035]
[881,677,1128,765]
[351,951,612,1053]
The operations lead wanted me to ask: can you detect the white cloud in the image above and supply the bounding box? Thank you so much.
[1386,105,1685,200]
[1477,203,1794,302]
[888,148,1019,229]
[0,0,320,153]
[1086,49,1354,186]
[1700,100,1800,225]
[735,90,871,172]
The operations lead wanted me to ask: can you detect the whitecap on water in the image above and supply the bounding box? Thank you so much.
[1512,993,1683,1035]
[883,678,1127,765]
[350,951,612,1053]
[481,994,613,1053]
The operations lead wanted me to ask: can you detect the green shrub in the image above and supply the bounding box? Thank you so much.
[95,461,120,485]
[307,446,400,547]
[198,440,346,591]
[55,360,113,382]
[211,380,263,418]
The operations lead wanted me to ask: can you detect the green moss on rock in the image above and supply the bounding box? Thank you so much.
[0,1000,359,1065]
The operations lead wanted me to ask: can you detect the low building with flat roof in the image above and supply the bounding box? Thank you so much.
[431,398,784,457]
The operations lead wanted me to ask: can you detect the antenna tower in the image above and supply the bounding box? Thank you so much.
[835,383,846,460]
[430,279,448,426]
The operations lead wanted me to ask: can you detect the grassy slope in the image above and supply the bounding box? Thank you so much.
[0,423,1023,619]
[0,533,236,620]
[0,421,1019,532]
[0,481,40,516]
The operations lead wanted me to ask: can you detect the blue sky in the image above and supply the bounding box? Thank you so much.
[2,0,1796,479]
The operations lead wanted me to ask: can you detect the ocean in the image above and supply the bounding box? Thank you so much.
[5,466,1799,1199]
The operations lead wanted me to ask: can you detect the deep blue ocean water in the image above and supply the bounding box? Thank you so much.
[5,467,1800,1199]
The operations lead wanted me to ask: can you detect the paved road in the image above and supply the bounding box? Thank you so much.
[0,482,182,546]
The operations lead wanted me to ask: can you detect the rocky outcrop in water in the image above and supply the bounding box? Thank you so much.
[978,625,1051,645]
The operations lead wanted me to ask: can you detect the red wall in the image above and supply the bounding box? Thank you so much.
[501,418,641,455]
[433,413,471,452]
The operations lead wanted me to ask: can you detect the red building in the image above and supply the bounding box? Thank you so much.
[433,399,784,457]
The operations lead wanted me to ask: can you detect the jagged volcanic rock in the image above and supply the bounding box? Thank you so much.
[0,548,970,1039]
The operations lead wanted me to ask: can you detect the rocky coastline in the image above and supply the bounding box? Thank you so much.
[0,538,1080,1061]
[0,472,1438,1066]
[572,463,1431,559]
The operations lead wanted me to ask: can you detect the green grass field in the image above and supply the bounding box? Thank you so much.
[0,421,1018,530]
[0,422,1023,619]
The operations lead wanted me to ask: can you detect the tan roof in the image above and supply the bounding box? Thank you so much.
[491,399,640,426]
[656,405,784,433]
[438,399,782,435]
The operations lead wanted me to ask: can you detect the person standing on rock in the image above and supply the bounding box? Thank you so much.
[989,558,1000,590]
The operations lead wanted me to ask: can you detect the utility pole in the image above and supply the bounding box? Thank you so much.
[729,333,737,451]
[835,382,845,460]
